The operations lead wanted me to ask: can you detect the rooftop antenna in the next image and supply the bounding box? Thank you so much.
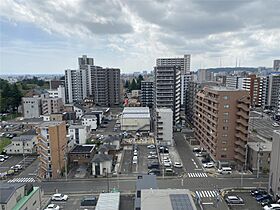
[235,57,238,68]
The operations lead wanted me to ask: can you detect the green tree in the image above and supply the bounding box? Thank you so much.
[136,74,144,89]
[129,79,137,91]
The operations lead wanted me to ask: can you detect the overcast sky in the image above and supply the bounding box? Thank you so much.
[1,0,279,74]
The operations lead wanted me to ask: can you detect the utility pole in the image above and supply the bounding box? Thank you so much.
[257,143,261,179]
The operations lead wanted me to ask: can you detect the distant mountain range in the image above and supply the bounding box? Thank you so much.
[205,67,260,73]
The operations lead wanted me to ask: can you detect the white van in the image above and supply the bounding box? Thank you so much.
[218,167,232,174]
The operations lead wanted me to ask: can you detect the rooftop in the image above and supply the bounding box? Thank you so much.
[140,189,197,210]
[70,145,95,153]
[156,108,173,113]
[205,86,247,92]
[0,183,25,204]
[91,153,112,163]
[12,135,36,142]
[98,144,117,153]
[122,107,150,119]
[95,192,120,210]
[247,142,272,152]
[136,174,158,190]
[39,121,64,127]
[69,124,86,129]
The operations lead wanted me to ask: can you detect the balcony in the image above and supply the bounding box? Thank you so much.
[235,132,247,140]
[234,140,245,148]
[237,103,249,111]
[236,126,249,134]
[237,111,249,120]
[234,147,246,156]
[236,118,248,127]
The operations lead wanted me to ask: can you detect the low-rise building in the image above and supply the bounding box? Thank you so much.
[95,192,120,210]
[68,145,95,166]
[140,189,197,210]
[82,114,97,131]
[91,154,112,176]
[121,107,150,132]
[135,174,158,210]
[5,130,37,155]
[73,104,85,119]
[41,98,64,115]
[68,124,90,145]
[0,183,41,210]
[132,90,141,98]
[269,130,280,199]
[22,97,42,118]
[155,108,173,146]
[102,135,121,150]
[247,142,271,174]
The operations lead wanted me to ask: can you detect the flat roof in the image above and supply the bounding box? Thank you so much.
[123,107,150,114]
[12,187,40,210]
[136,174,158,190]
[69,124,86,129]
[247,142,272,152]
[156,108,173,113]
[70,145,95,153]
[141,189,197,210]
[95,192,120,210]
[39,121,64,127]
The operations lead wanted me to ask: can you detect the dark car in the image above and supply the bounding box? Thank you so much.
[251,189,267,196]
[261,198,274,207]
[256,194,272,202]
[148,162,159,169]
[80,197,97,206]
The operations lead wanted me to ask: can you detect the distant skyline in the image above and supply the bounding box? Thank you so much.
[1,0,279,74]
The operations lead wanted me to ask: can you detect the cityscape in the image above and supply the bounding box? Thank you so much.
[1,1,280,210]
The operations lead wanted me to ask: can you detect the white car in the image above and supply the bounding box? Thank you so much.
[51,193,68,201]
[45,204,60,210]
[174,162,183,168]
[0,158,4,162]
[203,162,214,168]
[272,122,280,127]
[263,204,280,210]
[147,145,155,149]
[163,162,172,167]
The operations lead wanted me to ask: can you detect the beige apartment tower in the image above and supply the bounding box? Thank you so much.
[194,86,250,166]
[37,121,67,179]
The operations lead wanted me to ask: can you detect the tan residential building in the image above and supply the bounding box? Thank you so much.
[194,86,250,167]
[41,98,64,115]
[37,121,67,179]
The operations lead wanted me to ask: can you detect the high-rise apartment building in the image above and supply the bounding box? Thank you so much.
[238,74,267,107]
[194,86,250,166]
[197,69,213,82]
[65,55,121,106]
[226,75,240,89]
[266,74,280,111]
[155,108,173,146]
[91,67,121,107]
[156,54,191,75]
[154,66,181,125]
[185,81,220,125]
[37,121,67,179]
[141,80,154,108]
[181,73,193,106]
[273,60,280,71]
[47,85,66,104]
[269,130,280,199]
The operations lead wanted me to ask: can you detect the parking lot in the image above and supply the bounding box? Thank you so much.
[225,191,263,210]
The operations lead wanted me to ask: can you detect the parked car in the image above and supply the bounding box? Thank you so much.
[256,194,272,202]
[0,172,7,179]
[148,155,157,159]
[51,193,68,201]
[225,195,244,204]
[272,122,280,127]
[173,162,183,168]
[44,204,60,210]
[165,168,175,175]
[0,158,4,162]
[261,198,274,207]
[148,162,160,169]
[149,151,157,155]
[251,189,267,196]
[218,167,232,174]
[11,165,22,172]
[80,197,98,206]
[148,169,161,176]
[147,144,155,149]
[203,162,214,168]
[263,204,280,210]
[163,162,172,167]
[0,155,9,159]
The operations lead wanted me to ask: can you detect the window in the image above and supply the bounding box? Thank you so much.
[223,119,228,123]
[137,190,141,198]
[223,126,228,130]
[222,134,228,137]
[224,104,230,109]
[221,154,227,158]
[223,96,229,100]
[223,112,229,116]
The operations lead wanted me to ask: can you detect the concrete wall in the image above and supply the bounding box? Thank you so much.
[121,118,150,131]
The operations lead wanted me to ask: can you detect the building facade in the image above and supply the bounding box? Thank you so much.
[68,124,90,145]
[22,97,42,118]
[141,80,154,108]
[154,66,181,125]
[273,60,280,71]
[37,121,67,179]
[155,108,173,146]
[41,98,64,115]
[194,87,250,166]
[266,74,280,111]
[269,130,280,199]
[47,85,66,104]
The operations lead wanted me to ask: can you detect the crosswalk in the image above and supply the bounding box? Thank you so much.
[8,177,36,183]
[195,190,219,198]
[187,172,208,178]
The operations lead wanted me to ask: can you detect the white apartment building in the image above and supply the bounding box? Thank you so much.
[5,131,37,154]
[269,130,280,199]
[47,85,66,104]
[155,108,173,146]
[156,54,191,75]
[22,97,42,118]
[68,124,90,145]
[82,114,98,131]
